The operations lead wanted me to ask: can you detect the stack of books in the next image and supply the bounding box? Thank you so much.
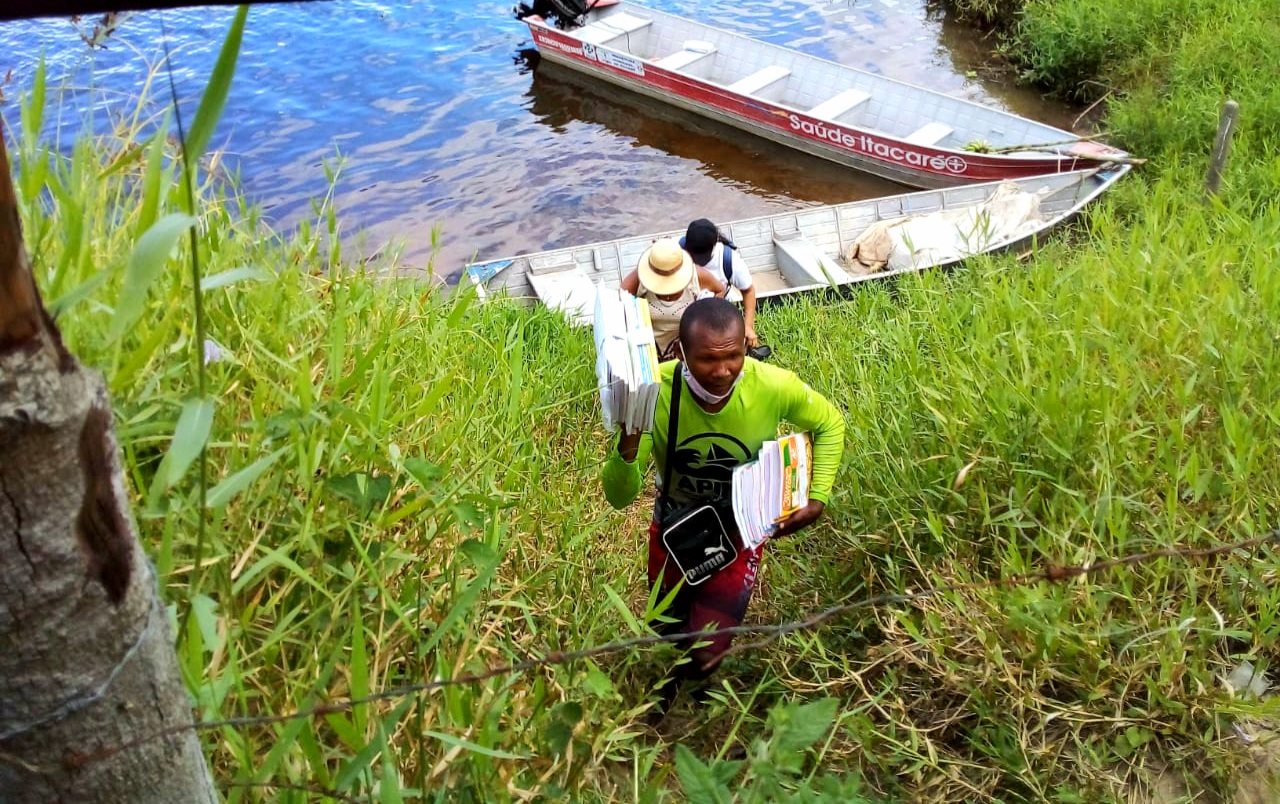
[732,432,812,549]
[593,286,660,433]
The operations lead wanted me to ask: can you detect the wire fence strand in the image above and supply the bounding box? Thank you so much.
[39,527,1278,776]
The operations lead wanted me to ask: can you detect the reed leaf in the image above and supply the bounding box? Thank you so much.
[184,5,249,168]
[109,212,196,341]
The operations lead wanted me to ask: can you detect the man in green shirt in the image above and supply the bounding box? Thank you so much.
[601,298,845,710]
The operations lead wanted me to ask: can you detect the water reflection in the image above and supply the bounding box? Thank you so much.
[407,59,906,281]
[931,6,1079,129]
[525,60,904,206]
[0,0,1082,279]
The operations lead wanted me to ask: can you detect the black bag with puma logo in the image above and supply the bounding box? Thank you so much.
[656,366,740,586]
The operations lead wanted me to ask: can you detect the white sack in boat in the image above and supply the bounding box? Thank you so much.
[845,182,1047,274]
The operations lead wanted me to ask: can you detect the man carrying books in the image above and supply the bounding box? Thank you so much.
[600,297,845,717]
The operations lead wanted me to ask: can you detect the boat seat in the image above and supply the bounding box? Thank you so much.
[575,12,653,45]
[807,89,870,121]
[653,45,717,71]
[726,65,791,96]
[527,256,579,275]
[773,234,852,287]
[903,122,954,147]
[528,272,597,325]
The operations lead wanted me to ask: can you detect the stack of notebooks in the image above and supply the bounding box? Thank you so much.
[732,432,812,549]
[593,286,661,433]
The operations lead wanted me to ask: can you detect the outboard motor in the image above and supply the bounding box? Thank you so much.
[515,0,594,29]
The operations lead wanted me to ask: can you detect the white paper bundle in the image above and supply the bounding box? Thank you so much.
[732,432,812,549]
[593,286,660,433]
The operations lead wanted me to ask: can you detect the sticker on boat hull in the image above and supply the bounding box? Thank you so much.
[533,30,584,58]
[595,49,644,76]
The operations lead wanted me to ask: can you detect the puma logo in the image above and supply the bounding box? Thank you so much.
[704,545,726,557]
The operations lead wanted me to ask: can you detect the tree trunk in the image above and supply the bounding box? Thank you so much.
[0,128,216,800]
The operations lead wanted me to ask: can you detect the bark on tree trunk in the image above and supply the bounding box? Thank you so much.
[0,128,216,800]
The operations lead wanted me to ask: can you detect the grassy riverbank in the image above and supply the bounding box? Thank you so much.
[7,0,1280,800]
[949,0,1280,204]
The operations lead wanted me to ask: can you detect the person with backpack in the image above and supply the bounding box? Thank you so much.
[681,219,767,359]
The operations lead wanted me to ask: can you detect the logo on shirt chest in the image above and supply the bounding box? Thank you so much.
[672,433,751,497]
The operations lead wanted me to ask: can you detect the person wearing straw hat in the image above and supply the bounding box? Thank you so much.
[621,237,726,361]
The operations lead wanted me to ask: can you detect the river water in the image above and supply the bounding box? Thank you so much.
[0,1,1077,279]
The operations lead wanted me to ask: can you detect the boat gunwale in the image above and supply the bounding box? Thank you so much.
[533,46,1099,193]
[466,165,1129,301]
[525,31,1116,189]
[529,2,1127,160]
[748,164,1129,300]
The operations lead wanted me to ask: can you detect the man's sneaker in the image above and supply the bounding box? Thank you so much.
[748,344,772,361]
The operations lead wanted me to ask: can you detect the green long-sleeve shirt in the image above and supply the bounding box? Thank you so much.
[601,359,845,510]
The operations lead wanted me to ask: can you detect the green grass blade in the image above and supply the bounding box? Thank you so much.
[604,584,646,636]
[19,57,45,155]
[200,265,270,291]
[231,546,333,600]
[147,396,215,507]
[378,733,405,804]
[446,284,477,330]
[110,212,197,341]
[205,447,287,509]
[420,541,503,655]
[185,5,249,165]
[48,269,110,317]
[136,121,170,239]
[421,729,529,760]
[350,601,370,734]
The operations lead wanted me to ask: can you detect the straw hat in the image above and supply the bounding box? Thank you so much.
[636,238,694,296]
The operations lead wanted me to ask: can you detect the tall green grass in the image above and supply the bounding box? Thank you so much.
[7,3,1280,800]
[949,0,1280,206]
